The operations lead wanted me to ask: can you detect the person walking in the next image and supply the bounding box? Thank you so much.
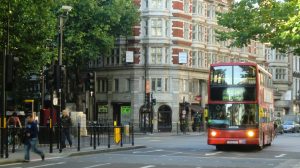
[61,110,72,148]
[23,114,45,162]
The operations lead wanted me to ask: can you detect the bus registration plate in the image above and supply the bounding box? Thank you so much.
[227,140,238,144]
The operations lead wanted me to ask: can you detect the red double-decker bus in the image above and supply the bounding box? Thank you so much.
[207,62,275,150]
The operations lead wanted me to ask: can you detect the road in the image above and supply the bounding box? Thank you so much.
[1,133,300,168]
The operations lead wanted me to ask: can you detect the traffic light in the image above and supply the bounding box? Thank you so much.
[145,93,150,107]
[151,98,156,106]
[150,93,156,106]
[5,54,18,90]
[45,66,55,91]
[87,72,95,91]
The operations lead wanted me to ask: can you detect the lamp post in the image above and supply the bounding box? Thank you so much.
[1,0,11,158]
[57,5,72,153]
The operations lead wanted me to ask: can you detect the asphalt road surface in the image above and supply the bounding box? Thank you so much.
[1,132,300,168]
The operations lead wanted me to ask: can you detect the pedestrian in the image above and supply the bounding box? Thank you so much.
[7,112,23,145]
[61,110,72,148]
[23,114,45,162]
[7,112,22,128]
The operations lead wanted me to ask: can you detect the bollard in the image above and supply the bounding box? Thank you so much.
[90,124,92,147]
[93,125,96,150]
[11,127,15,153]
[5,127,9,158]
[59,124,62,153]
[176,122,179,135]
[56,125,59,149]
[97,124,100,146]
[49,123,53,153]
[120,126,123,147]
[131,123,134,146]
[107,126,110,148]
[77,123,80,151]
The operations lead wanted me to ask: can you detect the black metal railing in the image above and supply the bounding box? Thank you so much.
[3,122,135,157]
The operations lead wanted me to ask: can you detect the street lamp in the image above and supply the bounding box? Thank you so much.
[57,5,72,153]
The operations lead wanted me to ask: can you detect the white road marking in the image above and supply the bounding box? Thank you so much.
[205,151,223,156]
[83,163,111,168]
[27,162,65,168]
[133,149,163,154]
[275,154,286,158]
[161,152,183,156]
[29,156,64,162]
[0,163,22,167]
[140,165,155,168]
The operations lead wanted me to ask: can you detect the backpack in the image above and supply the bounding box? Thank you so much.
[8,117,16,126]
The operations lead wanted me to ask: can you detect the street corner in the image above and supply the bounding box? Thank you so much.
[67,145,147,157]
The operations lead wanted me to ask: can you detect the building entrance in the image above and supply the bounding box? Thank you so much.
[158,105,172,132]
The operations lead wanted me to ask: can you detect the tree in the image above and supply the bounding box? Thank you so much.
[56,0,140,110]
[217,0,300,54]
[0,0,140,110]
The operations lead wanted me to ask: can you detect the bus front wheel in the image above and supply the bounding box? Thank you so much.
[216,145,224,151]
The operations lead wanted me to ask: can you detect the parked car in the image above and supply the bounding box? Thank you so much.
[283,120,300,133]
[275,119,284,134]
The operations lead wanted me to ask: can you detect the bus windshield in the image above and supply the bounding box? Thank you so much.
[210,65,256,85]
[208,104,258,128]
[210,65,257,101]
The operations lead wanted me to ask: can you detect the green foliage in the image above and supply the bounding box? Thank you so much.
[0,0,139,105]
[59,0,139,68]
[217,0,300,54]
[0,0,56,76]
[0,0,139,75]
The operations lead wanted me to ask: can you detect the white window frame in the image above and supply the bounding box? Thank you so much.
[151,47,163,64]
[151,19,162,37]
[152,0,163,8]
[184,23,189,40]
[151,78,162,92]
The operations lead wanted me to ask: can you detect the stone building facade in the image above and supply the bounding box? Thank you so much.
[85,0,267,132]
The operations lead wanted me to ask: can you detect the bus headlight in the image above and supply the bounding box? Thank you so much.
[247,130,255,137]
[211,131,217,137]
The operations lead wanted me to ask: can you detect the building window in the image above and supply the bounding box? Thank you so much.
[151,47,163,64]
[184,0,189,13]
[126,78,131,92]
[165,47,169,64]
[145,0,148,8]
[183,79,189,92]
[275,68,286,80]
[192,51,197,67]
[184,23,189,40]
[189,80,193,92]
[114,79,119,92]
[198,25,204,42]
[192,24,197,40]
[192,0,197,14]
[165,21,169,37]
[152,78,162,92]
[198,51,203,68]
[207,28,213,44]
[152,0,162,8]
[97,79,108,93]
[207,5,215,20]
[151,19,162,36]
[165,78,168,92]
[144,19,149,36]
[198,2,204,16]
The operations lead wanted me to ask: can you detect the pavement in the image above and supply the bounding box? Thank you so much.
[0,131,204,165]
[0,143,146,165]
